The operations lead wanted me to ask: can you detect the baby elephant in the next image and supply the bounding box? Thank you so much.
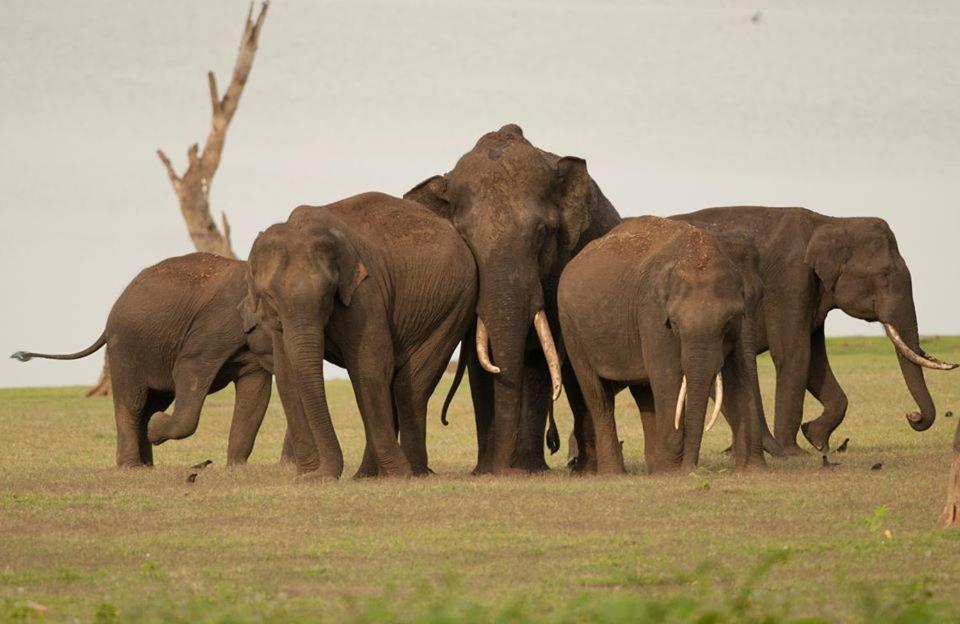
[558,217,766,474]
[12,253,274,467]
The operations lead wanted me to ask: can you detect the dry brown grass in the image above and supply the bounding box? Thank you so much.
[1,337,959,622]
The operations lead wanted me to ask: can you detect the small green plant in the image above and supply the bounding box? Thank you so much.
[862,505,891,540]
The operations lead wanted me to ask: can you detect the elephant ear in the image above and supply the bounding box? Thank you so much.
[238,291,261,334]
[804,225,850,291]
[404,175,453,220]
[555,156,593,252]
[332,229,369,307]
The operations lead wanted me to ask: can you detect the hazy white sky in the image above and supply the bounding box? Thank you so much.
[1,0,958,388]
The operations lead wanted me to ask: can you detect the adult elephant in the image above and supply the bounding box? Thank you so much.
[406,124,621,475]
[673,207,957,454]
[242,193,476,479]
[558,217,766,473]
[12,253,275,467]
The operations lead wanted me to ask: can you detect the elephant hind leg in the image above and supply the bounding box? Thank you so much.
[147,356,223,445]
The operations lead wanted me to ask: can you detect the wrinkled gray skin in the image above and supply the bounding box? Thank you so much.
[673,206,956,454]
[406,124,621,475]
[12,253,274,467]
[558,217,767,473]
[243,193,476,479]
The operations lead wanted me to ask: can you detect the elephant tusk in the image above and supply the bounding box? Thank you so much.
[475,317,501,374]
[705,372,723,432]
[883,324,958,371]
[533,310,563,401]
[674,375,687,430]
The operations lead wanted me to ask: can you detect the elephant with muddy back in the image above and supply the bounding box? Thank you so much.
[558,217,767,473]
[12,253,277,467]
[407,123,621,475]
[673,206,957,454]
[242,192,476,479]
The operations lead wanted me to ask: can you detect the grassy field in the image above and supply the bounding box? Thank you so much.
[2,336,960,623]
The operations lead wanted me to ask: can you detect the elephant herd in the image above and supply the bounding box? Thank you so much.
[13,124,957,478]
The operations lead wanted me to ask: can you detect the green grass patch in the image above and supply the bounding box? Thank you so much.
[2,337,960,622]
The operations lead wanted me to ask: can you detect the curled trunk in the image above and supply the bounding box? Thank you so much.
[887,307,937,431]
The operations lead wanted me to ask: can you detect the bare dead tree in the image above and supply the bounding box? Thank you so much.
[940,418,960,527]
[156,1,269,257]
[87,2,269,397]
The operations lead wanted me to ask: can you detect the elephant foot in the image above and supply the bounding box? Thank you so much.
[801,420,831,453]
[763,433,786,457]
[295,469,339,483]
[778,441,808,457]
[146,412,173,445]
[116,460,153,469]
[491,465,529,477]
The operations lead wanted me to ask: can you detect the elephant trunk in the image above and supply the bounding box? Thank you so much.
[678,339,723,469]
[883,304,938,432]
[283,327,344,477]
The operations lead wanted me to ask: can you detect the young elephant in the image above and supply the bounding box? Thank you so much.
[243,192,476,479]
[12,253,274,467]
[558,217,766,474]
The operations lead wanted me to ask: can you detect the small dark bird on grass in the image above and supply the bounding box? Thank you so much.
[821,455,840,469]
[946,411,954,418]
[186,473,198,483]
[871,462,883,471]
[836,438,850,453]
[190,459,213,470]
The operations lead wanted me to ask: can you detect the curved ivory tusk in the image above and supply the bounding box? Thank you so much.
[705,372,723,432]
[883,324,958,371]
[674,375,688,430]
[475,317,501,374]
[533,310,563,401]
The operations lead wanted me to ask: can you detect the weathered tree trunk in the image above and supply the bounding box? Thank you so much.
[87,2,269,396]
[939,418,960,527]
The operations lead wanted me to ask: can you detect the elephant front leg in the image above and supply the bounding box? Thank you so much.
[147,357,220,446]
[801,326,848,452]
[515,360,551,472]
[226,369,273,464]
[769,339,812,456]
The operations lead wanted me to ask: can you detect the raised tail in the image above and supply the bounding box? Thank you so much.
[440,334,472,426]
[11,332,107,362]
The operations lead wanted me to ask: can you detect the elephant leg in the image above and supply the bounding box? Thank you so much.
[467,352,496,475]
[720,355,767,470]
[567,349,623,475]
[392,362,428,475]
[226,369,272,465]
[801,326,848,452]
[565,359,596,473]
[147,356,222,445]
[109,358,151,468]
[515,359,551,472]
[646,368,685,474]
[349,324,411,478]
[280,427,295,464]
[768,331,812,456]
[629,384,656,469]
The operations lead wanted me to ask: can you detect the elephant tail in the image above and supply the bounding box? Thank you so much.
[440,338,470,426]
[11,332,107,362]
[546,401,560,455]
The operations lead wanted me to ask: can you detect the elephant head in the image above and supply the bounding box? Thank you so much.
[242,217,368,477]
[804,218,956,431]
[405,124,603,470]
[659,240,748,467]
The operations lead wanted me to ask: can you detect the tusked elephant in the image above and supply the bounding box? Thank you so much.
[672,207,957,454]
[12,253,275,467]
[558,217,767,473]
[406,123,621,475]
[242,192,476,479]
